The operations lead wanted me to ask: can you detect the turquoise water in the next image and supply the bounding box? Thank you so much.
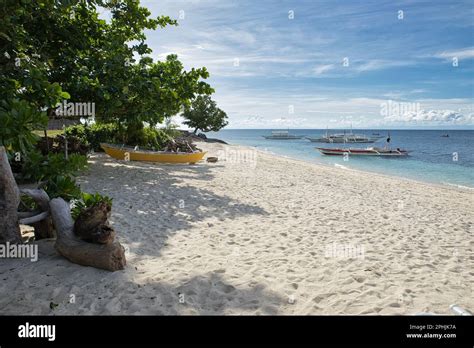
[206,129,474,189]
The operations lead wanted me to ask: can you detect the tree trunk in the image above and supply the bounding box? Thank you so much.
[43,129,49,153]
[50,198,126,271]
[20,188,54,240]
[0,146,22,244]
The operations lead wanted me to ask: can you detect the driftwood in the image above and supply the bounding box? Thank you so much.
[163,138,200,153]
[0,146,22,244]
[19,211,49,225]
[50,198,126,271]
[0,145,52,242]
[19,188,54,239]
[20,189,50,211]
[74,201,115,244]
[18,210,42,219]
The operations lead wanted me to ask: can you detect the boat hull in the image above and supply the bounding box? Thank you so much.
[306,137,376,143]
[262,136,304,140]
[100,143,207,164]
[316,147,409,156]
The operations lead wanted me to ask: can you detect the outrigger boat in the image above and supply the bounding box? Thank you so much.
[316,147,410,156]
[306,133,380,143]
[306,126,381,143]
[262,130,304,140]
[101,143,206,164]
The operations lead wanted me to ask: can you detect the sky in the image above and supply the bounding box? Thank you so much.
[138,0,473,129]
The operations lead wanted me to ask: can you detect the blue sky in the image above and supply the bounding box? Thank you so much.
[139,0,473,129]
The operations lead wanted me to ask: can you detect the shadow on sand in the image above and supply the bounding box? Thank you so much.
[0,154,279,315]
[78,154,268,257]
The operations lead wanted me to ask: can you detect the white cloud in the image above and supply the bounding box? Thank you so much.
[214,88,474,128]
[197,28,257,46]
[313,64,334,75]
[239,115,265,127]
[409,89,427,94]
[355,59,415,72]
[385,109,474,125]
[270,117,308,126]
[435,47,474,60]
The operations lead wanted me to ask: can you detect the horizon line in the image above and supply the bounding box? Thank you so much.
[211,127,474,131]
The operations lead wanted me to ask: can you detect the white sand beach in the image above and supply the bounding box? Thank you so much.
[1,142,473,315]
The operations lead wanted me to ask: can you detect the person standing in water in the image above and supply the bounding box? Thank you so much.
[385,133,391,149]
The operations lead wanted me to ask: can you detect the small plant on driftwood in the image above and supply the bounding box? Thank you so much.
[72,193,114,244]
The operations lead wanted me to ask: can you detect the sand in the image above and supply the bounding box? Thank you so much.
[0,142,472,315]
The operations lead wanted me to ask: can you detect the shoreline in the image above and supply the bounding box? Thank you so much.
[208,141,474,193]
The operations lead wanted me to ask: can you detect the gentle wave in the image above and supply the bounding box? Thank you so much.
[334,164,349,170]
[441,182,474,190]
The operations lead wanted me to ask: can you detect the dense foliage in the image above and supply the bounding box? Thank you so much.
[19,151,87,200]
[21,152,88,183]
[0,99,49,156]
[65,123,120,151]
[65,123,174,150]
[36,135,90,155]
[40,175,82,201]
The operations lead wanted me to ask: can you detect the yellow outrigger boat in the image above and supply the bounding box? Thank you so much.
[100,143,206,164]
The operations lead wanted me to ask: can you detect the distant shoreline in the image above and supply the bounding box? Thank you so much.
[215,142,474,193]
[203,129,474,190]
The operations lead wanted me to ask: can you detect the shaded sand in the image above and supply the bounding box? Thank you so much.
[1,143,472,315]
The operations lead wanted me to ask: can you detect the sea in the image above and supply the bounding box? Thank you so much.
[206,129,474,189]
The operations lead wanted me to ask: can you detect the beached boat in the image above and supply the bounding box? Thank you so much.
[262,130,304,140]
[316,147,410,156]
[100,143,206,164]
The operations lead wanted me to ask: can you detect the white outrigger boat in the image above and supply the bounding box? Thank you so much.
[262,130,304,140]
[306,133,379,143]
[316,147,410,156]
[306,126,381,143]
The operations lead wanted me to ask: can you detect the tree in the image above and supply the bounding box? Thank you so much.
[101,54,213,135]
[182,95,228,134]
[1,0,214,147]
